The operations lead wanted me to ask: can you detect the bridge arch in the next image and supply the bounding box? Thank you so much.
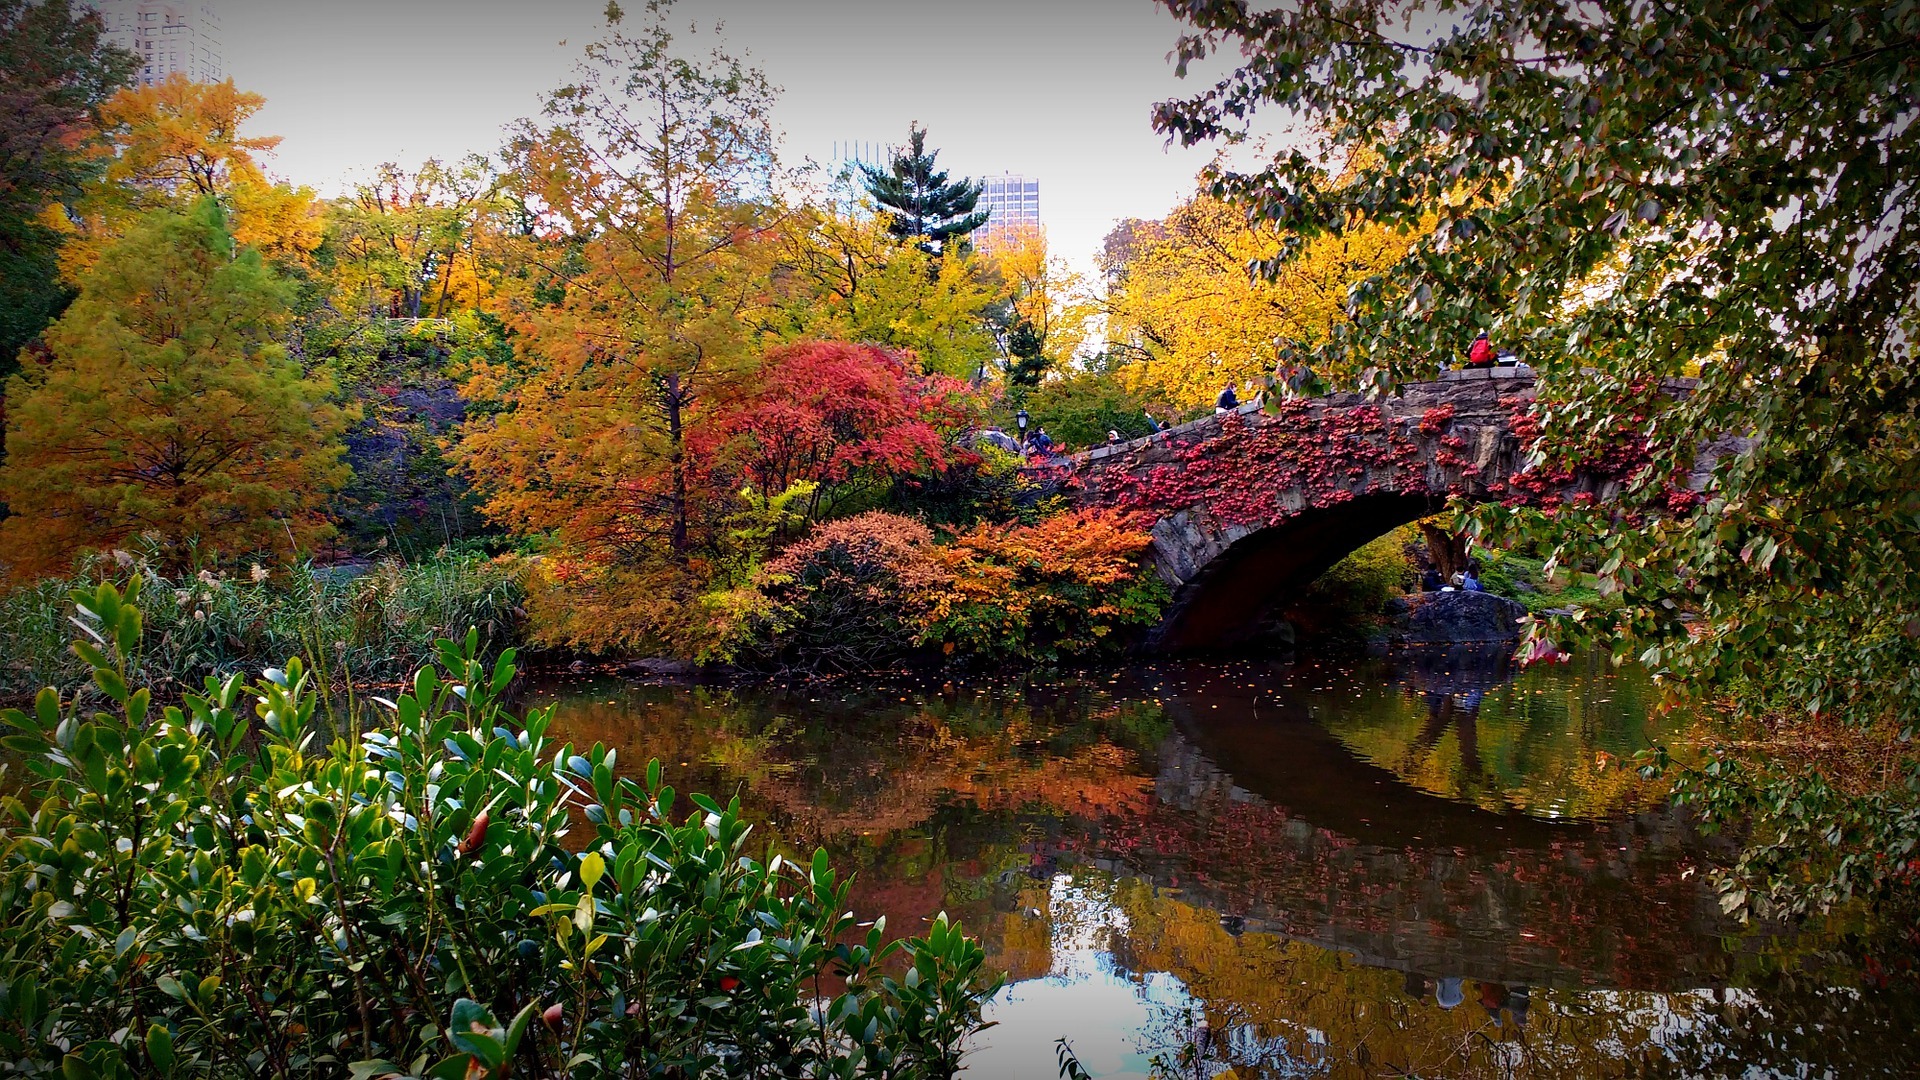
[1148,491,1444,649]
[1059,369,1706,651]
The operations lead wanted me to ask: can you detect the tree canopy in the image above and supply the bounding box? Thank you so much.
[859,124,989,253]
[1152,0,1920,917]
[0,0,135,374]
[1101,190,1413,409]
[0,200,347,577]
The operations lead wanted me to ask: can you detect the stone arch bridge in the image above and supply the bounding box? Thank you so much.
[1052,368,1713,650]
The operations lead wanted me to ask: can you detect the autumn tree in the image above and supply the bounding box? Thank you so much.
[770,200,1000,380]
[68,74,321,275]
[0,0,134,375]
[860,124,989,254]
[325,156,499,320]
[0,200,347,578]
[1100,191,1414,409]
[458,0,783,583]
[983,227,1093,389]
[710,341,975,520]
[1152,0,1920,917]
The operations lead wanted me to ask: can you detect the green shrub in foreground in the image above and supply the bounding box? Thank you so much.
[0,580,1000,1078]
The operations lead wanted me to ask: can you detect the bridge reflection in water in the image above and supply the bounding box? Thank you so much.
[536,650,1918,1078]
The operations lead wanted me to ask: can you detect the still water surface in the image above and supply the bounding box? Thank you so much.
[534,648,1918,1078]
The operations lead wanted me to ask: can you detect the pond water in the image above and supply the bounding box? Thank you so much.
[532,648,1919,1078]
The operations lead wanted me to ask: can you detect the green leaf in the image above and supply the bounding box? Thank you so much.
[146,1024,175,1073]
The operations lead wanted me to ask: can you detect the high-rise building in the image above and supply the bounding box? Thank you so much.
[977,173,1041,250]
[830,140,889,173]
[91,1,224,86]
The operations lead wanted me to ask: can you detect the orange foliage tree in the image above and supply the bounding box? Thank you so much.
[64,74,321,276]
[457,1,783,569]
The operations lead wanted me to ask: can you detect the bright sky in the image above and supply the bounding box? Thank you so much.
[223,0,1226,272]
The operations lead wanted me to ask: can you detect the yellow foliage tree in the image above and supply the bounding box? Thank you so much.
[982,226,1093,387]
[0,200,347,578]
[325,156,499,320]
[1102,191,1416,409]
[771,201,999,381]
[63,74,321,277]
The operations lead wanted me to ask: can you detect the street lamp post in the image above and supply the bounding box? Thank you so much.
[1015,409,1029,447]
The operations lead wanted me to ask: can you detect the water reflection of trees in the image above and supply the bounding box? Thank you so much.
[537,665,1917,1077]
[1260,648,1674,821]
[1094,873,1916,1078]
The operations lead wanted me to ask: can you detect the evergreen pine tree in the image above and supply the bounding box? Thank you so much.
[859,124,988,253]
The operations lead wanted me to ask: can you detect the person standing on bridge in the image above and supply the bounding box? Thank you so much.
[1468,330,1496,368]
[1215,380,1239,414]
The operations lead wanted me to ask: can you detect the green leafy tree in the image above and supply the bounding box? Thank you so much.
[860,123,989,253]
[1023,370,1167,450]
[1152,0,1920,917]
[0,200,347,578]
[0,0,135,377]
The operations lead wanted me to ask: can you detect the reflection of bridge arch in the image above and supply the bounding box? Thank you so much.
[1088,663,1730,991]
[1062,370,1712,649]
[1155,666,1570,851]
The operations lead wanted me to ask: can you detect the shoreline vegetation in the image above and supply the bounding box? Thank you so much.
[0,582,1002,1077]
[0,550,525,704]
[1,525,1619,708]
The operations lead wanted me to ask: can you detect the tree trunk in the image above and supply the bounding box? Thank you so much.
[663,373,688,556]
[1419,522,1469,580]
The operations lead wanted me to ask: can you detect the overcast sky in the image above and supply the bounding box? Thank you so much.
[220,0,1228,271]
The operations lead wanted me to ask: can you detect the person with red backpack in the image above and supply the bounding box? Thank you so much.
[1468,330,1495,367]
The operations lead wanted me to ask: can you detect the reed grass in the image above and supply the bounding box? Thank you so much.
[0,552,524,700]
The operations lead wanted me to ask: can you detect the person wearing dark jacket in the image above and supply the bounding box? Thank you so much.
[1215,381,1239,413]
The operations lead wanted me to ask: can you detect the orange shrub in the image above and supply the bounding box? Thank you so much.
[923,509,1168,662]
[747,512,954,671]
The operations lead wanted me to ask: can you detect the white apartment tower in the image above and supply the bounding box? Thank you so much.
[977,173,1041,250]
[92,1,224,86]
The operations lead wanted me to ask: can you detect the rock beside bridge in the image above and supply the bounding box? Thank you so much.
[1393,590,1529,645]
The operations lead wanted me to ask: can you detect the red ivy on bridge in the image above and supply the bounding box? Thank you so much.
[1085,401,1439,529]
